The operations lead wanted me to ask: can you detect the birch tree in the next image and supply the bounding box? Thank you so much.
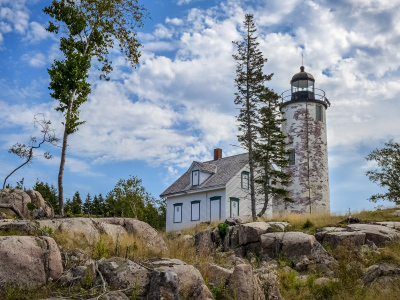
[44,0,147,215]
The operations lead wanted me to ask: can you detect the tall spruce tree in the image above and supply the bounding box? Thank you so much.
[233,14,268,220]
[254,87,293,216]
[82,193,92,215]
[70,191,82,215]
[44,0,147,215]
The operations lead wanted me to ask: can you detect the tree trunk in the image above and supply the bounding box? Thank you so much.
[246,23,256,221]
[257,165,269,217]
[58,89,77,216]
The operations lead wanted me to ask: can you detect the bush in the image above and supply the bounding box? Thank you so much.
[302,219,314,229]
[27,203,38,211]
[217,223,229,239]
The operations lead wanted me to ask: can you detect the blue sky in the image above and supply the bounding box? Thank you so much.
[1,0,400,213]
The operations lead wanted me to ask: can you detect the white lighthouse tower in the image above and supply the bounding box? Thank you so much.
[280,66,330,213]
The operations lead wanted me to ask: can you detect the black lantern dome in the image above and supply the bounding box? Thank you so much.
[290,66,315,101]
[280,66,330,108]
[291,66,314,84]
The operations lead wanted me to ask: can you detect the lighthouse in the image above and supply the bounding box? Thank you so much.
[280,66,330,213]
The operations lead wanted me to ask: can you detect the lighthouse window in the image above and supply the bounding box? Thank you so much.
[289,149,295,165]
[316,105,323,121]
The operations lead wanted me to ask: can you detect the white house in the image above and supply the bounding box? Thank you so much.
[161,149,271,232]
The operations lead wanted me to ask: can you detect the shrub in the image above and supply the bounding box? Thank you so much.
[41,226,53,236]
[27,203,38,211]
[302,219,314,229]
[217,223,229,239]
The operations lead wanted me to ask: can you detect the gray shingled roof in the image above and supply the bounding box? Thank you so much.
[160,153,248,198]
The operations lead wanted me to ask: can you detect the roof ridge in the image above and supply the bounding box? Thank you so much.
[202,152,248,163]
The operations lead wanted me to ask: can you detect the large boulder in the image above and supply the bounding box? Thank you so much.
[261,232,316,258]
[26,190,54,218]
[0,219,49,236]
[227,264,264,300]
[207,263,233,287]
[39,218,100,246]
[347,224,400,246]
[0,236,63,288]
[320,231,366,248]
[96,218,168,252]
[254,266,284,300]
[97,257,150,296]
[150,258,211,299]
[195,228,217,253]
[363,263,400,285]
[0,188,31,218]
[238,222,271,245]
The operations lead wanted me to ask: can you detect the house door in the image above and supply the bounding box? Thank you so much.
[230,198,239,217]
[210,196,221,221]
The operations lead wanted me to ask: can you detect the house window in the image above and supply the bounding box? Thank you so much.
[241,171,249,189]
[289,149,295,165]
[316,105,323,122]
[173,203,183,223]
[192,170,199,186]
[191,201,200,221]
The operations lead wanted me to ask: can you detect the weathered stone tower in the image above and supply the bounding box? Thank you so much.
[280,66,330,213]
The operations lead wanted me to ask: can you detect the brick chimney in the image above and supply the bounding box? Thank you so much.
[214,148,222,160]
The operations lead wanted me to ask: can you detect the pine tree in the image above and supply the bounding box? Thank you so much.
[82,193,92,215]
[254,87,293,216]
[70,191,82,215]
[98,194,107,216]
[91,195,99,216]
[233,14,268,220]
[33,180,59,212]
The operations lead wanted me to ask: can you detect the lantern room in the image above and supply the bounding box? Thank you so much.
[291,66,315,100]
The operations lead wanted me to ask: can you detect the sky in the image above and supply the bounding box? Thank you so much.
[0,0,399,214]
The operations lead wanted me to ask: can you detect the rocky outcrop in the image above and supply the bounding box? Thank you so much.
[347,224,400,246]
[0,236,63,288]
[150,258,212,299]
[261,232,316,258]
[317,231,366,248]
[227,264,264,300]
[38,217,167,252]
[39,218,100,246]
[26,190,54,218]
[0,219,49,236]
[98,257,149,296]
[363,263,400,286]
[0,188,31,218]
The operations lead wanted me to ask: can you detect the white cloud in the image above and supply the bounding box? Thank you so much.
[24,21,54,43]
[21,51,46,67]
[166,17,184,26]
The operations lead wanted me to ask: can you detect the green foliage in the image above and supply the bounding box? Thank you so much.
[82,269,93,289]
[82,193,92,215]
[302,219,315,229]
[93,239,109,259]
[105,175,166,230]
[210,279,227,300]
[0,285,49,300]
[365,140,400,203]
[27,202,38,211]
[278,255,294,267]
[254,86,293,216]
[217,222,229,239]
[43,0,147,214]
[33,180,59,212]
[232,14,268,219]
[42,225,54,236]
[69,191,83,215]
